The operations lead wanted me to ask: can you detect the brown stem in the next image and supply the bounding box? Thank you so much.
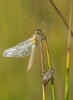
[68,5,72,49]
[40,27,46,100]
[49,0,73,37]
[40,26,45,76]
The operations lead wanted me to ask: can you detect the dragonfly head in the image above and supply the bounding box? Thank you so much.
[32,29,45,45]
[34,29,45,41]
[35,29,41,35]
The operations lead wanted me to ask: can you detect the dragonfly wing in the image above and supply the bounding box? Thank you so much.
[2,38,32,57]
[27,44,36,71]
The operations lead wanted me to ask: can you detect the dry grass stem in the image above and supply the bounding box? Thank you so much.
[40,27,46,100]
[48,0,73,36]
[65,3,72,100]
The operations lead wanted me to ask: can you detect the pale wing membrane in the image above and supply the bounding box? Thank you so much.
[2,38,32,57]
[27,44,36,71]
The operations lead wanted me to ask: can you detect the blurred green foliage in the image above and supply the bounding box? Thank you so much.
[0,0,73,100]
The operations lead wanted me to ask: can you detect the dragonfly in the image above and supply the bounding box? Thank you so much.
[2,29,44,71]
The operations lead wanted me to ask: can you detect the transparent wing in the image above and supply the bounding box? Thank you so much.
[27,44,36,71]
[2,38,33,57]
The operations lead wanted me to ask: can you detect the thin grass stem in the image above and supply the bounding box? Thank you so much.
[65,4,72,100]
[40,27,46,100]
[45,36,56,100]
[43,85,46,100]
[48,0,73,36]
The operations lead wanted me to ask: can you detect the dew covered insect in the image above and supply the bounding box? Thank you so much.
[2,29,45,71]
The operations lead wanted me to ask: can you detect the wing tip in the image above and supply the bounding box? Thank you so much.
[2,51,10,57]
[2,49,14,57]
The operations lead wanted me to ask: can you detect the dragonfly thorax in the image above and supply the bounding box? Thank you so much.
[32,34,39,45]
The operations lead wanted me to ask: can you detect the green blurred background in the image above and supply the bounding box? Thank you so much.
[0,0,73,100]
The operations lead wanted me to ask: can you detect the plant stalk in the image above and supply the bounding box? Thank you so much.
[40,28,46,100]
[65,4,72,100]
[48,0,73,36]
[45,36,56,100]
